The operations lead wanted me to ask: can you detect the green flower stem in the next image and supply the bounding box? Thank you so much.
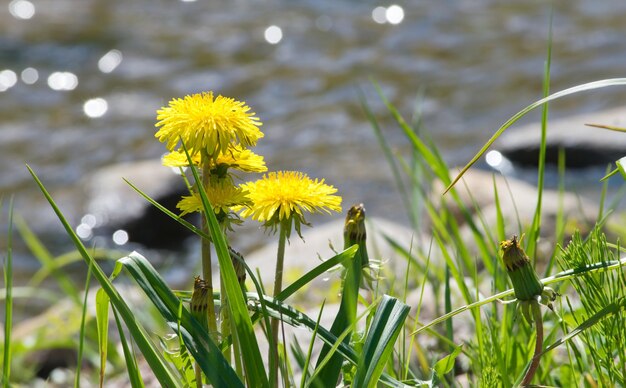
[270,223,288,387]
[521,300,544,386]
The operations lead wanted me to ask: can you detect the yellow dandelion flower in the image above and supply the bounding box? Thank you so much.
[177,179,251,217]
[216,145,267,173]
[162,144,267,173]
[162,150,202,167]
[155,92,263,157]
[239,171,342,236]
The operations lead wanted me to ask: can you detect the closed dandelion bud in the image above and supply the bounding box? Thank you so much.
[190,276,210,330]
[228,246,247,285]
[344,203,369,268]
[500,235,544,302]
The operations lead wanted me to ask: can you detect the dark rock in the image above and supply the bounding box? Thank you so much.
[82,160,195,249]
[496,107,626,168]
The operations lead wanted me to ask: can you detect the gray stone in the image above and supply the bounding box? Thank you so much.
[82,159,194,249]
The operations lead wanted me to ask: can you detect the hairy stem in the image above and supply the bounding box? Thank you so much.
[521,300,544,386]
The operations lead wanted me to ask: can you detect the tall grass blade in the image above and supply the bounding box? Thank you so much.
[2,198,13,388]
[446,78,626,193]
[112,307,145,388]
[75,266,92,388]
[526,15,553,260]
[27,165,182,388]
[96,288,110,387]
[352,295,410,388]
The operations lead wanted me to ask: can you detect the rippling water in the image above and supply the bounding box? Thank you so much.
[2,0,626,273]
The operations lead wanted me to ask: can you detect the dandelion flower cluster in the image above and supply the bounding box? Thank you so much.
[162,145,267,173]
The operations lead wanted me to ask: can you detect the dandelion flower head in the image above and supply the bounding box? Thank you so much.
[239,171,342,235]
[177,178,251,218]
[162,145,267,173]
[155,92,263,158]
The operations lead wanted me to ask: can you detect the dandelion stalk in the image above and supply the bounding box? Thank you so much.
[521,300,544,386]
[270,224,288,386]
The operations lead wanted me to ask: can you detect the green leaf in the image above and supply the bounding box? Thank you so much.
[27,165,182,388]
[432,344,463,379]
[352,295,410,388]
[617,156,626,180]
[96,288,111,386]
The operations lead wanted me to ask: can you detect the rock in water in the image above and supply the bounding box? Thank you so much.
[496,107,626,168]
[83,159,194,249]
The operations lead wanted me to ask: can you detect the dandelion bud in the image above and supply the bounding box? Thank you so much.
[228,246,247,285]
[500,235,544,302]
[344,204,368,268]
[190,276,210,329]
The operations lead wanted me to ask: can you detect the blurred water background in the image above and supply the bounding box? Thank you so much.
[2,0,626,277]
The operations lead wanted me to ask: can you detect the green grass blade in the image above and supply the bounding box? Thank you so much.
[446,77,626,193]
[352,295,410,388]
[526,16,553,260]
[2,198,13,388]
[277,245,358,301]
[186,149,269,388]
[116,251,243,387]
[311,244,362,385]
[112,307,145,388]
[26,165,182,388]
[75,265,92,388]
[96,287,110,386]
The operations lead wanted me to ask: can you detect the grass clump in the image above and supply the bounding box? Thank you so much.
[2,68,626,387]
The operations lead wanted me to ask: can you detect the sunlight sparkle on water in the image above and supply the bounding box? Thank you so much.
[0,70,18,92]
[112,230,129,245]
[98,49,123,73]
[264,25,283,44]
[76,223,93,240]
[9,0,35,20]
[48,72,78,91]
[21,67,38,84]
[83,98,108,118]
[372,6,387,24]
[386,5,405,25]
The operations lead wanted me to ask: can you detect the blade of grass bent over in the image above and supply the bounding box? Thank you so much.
[445,78,626,193]
[27,165,181,388]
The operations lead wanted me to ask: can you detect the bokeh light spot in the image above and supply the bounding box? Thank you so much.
[98,49,123,73]
[9,0,35,20]
[0,69,18,92]
[372,6,387,24]
[112,230,129,246]
[264,25,283,44]
[386,5,405,25]
[83,98,108,118]
[48,72,78,91]
[21,67,38,84]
